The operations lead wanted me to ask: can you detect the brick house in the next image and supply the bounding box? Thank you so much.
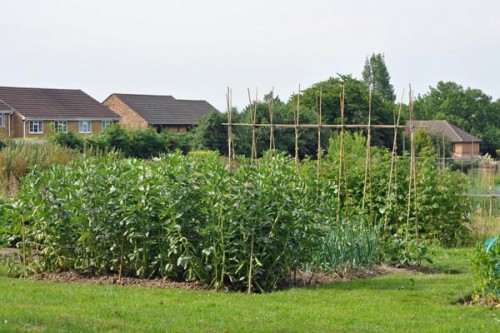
[103,93,216,132]
[408,120,481,157]
[0,86,120,140]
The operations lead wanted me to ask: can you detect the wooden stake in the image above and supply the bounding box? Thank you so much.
[247,234,254,294]
[362,89,372,211]
[248,89,258,160]
[383,89,404,232]
[295,85,301,164]
[337,86,346,223]
[317,89,323,173]
[227,87,234,169]
[269,88,275,150]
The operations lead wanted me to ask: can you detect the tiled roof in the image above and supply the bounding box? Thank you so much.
[0,86,119,119]
[409,120,482,143]
[0,99,13,112]
[109,93,216,125]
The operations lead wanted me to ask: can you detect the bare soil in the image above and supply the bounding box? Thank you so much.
[0,247,436,291]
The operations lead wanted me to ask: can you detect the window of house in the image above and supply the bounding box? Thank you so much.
[101,120,113,131]
[79,120,92,133]
[54,121,68,133]
[29,120,43,134]
[0,114,4,127]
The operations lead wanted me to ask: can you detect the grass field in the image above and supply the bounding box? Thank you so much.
[0,247,498,333]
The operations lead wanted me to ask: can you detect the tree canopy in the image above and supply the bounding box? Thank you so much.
[362,53,396,102]
[414,81,500,155]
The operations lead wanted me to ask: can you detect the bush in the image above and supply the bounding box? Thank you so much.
[49,132,84,150]
[51,125,175,159]
[128,128,167,158]
[161,130,194,154]
[472,237,500,303]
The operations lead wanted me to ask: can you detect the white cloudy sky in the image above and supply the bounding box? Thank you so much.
[1,0,499,111]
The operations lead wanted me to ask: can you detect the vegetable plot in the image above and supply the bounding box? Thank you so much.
[1,152,325,292]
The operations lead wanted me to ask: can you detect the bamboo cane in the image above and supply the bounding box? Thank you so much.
[247,89,258,160]
[295,85,301,164]
[383,89,404,232]
[362,89,372,211]
[269,88,275,150]
[226,87,234,169]
[337,86,346,223]
[317,89,323,174]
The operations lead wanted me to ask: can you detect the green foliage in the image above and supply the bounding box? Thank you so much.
[193,110,228,154]
[1,152,324,292]
[50,132,84,150]
[51,125,177,158]
[127,128,167,158]
[316,219,381,272]
[0,142,78,197]
[161,130,194,154]
[231,94,322,158]
[299,75,395,148]
[472,237,500,303]
[384,232,431,267]
[323,131,470,251]
[413,127,436,156]
[0,131,474,289]
[362,53,396,102]
[414,81,500,155]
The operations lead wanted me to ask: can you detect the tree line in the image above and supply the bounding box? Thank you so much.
[41,53,500,158]
[195,54,500,158]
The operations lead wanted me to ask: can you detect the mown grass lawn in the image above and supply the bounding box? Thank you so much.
[0,247,498,333]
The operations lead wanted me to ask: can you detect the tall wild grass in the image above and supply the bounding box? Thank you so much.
[0,142,78,197]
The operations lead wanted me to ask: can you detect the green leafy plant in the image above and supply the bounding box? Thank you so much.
[472,236,500,303]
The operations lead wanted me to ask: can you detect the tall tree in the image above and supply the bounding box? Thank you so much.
[300,74,394,148]
[362,53,396,102]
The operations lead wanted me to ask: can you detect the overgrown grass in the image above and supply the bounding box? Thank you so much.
[0,142,79,197]
[0,248,498,332]
[470,215,500,244]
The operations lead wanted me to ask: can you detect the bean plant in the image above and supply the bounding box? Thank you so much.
[0,133,473,290]
[1,151,324,291]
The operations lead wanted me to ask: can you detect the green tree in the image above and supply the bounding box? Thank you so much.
[192,110,228,154]
[300,74,395,148]
[414,81,499,155]
[362,53,396,102]
[233,93,320,158]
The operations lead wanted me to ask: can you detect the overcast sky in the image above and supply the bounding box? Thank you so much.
[1,0,499,111]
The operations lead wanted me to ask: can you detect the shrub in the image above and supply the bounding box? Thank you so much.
[128,128,167,158]
[472,237,500,303]
[49,132,84,150]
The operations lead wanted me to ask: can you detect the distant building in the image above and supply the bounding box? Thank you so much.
[0,86,120,140]
[408,120,481,157]
[103,93,216,133]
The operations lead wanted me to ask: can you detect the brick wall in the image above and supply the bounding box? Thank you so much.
[0,113,11,138]
[10,118,109,139]
[103,95,148,129]
[454,142,480,156]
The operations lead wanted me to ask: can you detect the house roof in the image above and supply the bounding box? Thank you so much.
[409,120,482,143]
[107,93,216,125]
[0,86,119,120]
[0,99,13,112]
